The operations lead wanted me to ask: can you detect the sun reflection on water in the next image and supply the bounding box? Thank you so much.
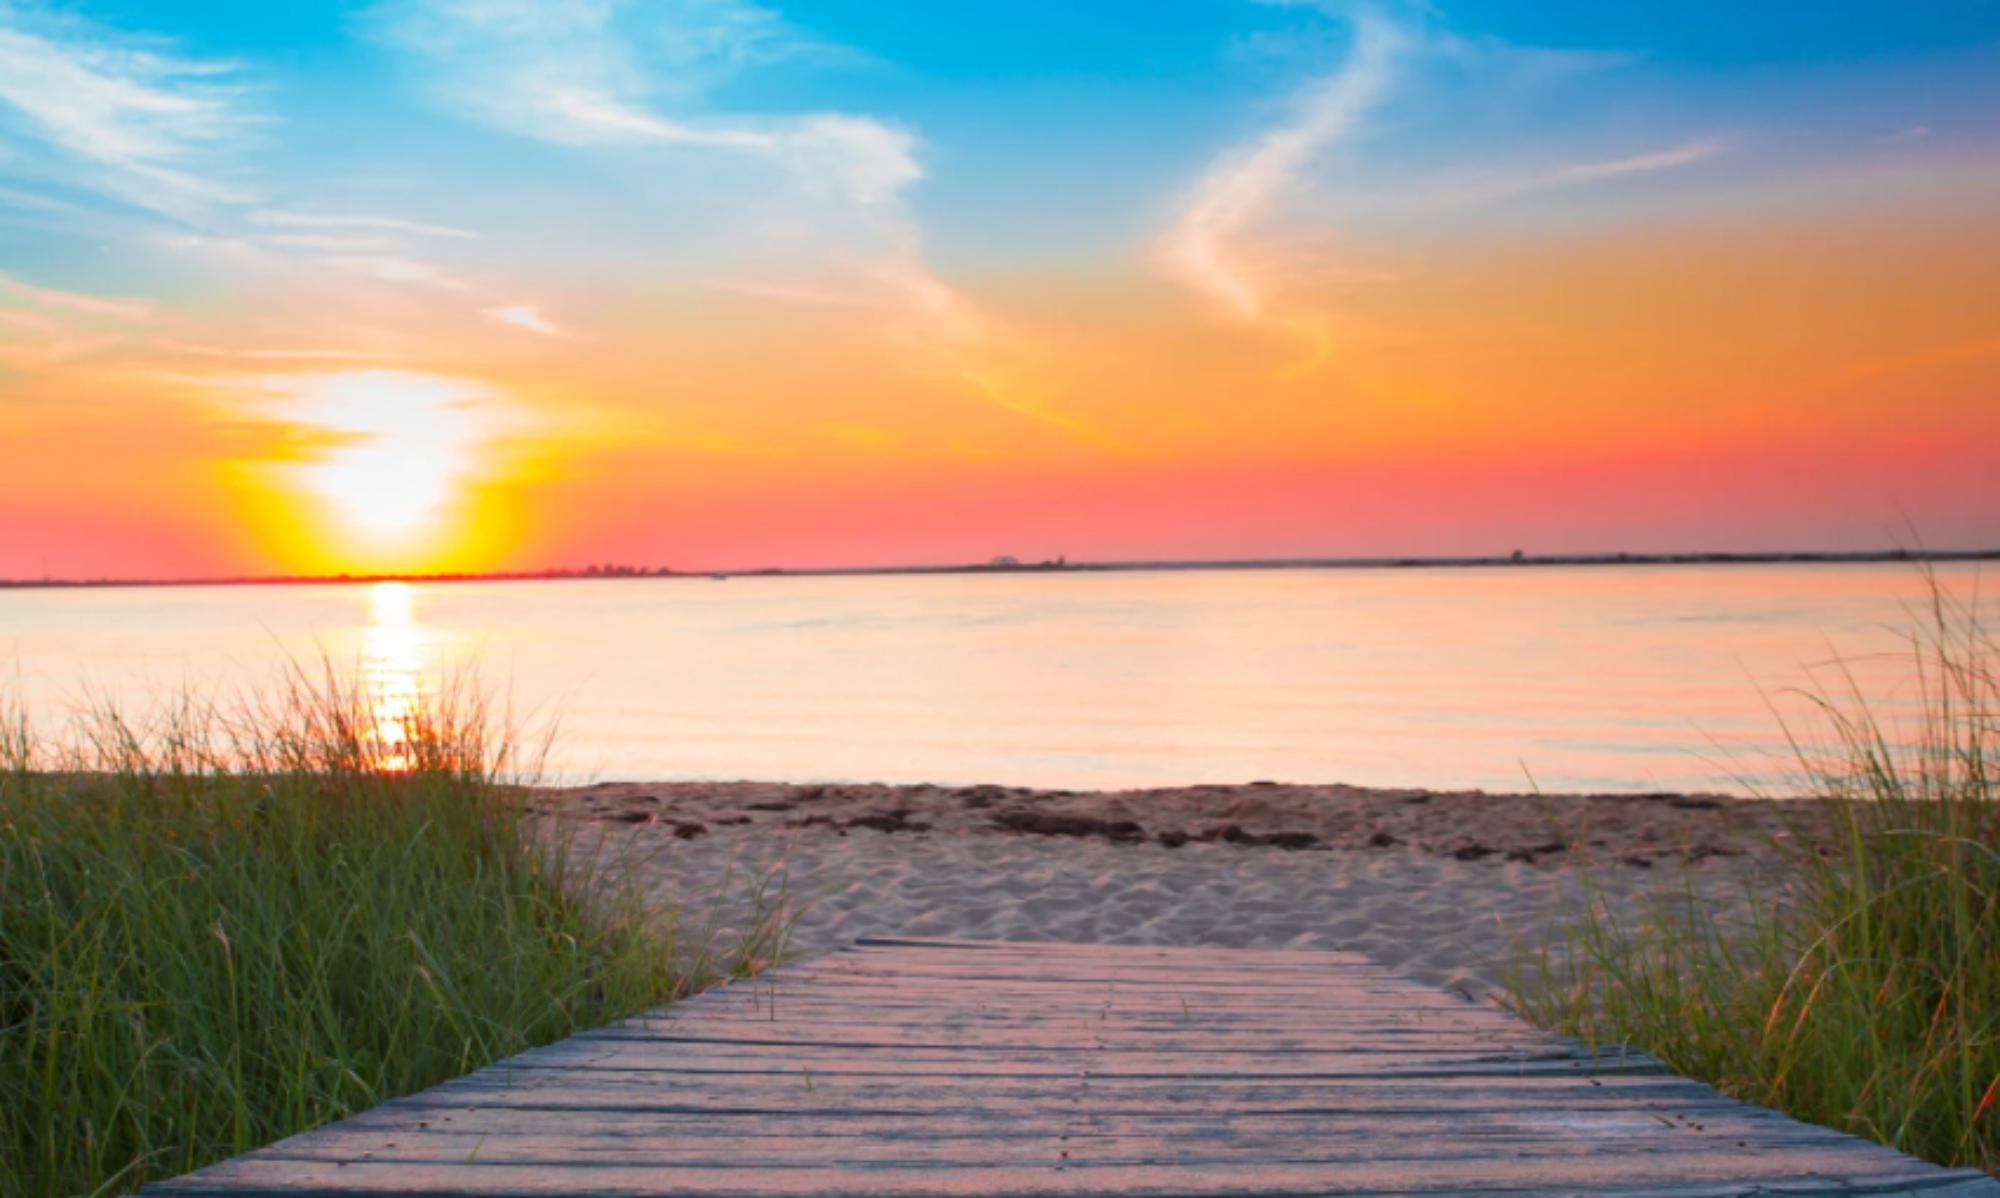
[362,581,424,771]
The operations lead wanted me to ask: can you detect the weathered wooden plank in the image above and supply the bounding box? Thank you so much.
[752,948,1413,978]
[393,1086,1714,1117]
[658,990,1484,1010]
[476,1057,1667,1081]
[819,959,1388,978]
[777,966,1418,987]
[707,985,1470,1008]
[483,1036,1662,1075]
[569,1032,1572,1055]
[852,936,1377,961]
[588,1020,1546,1043]
[618,1003,1519,1024]
[487,1054,1657,1080]
[728,972,1448,1000]
[148,1155,1997,1196]
[596,1005,1549,1030]
[316,1102,1820,1140]
[812,956,1408,984]
[809,951,1391,974]
[780,977,1423,993]
[603,1010,1548,1029]
[599,1019,1536,1042]
[647,984,1512,1010]
[652,986,1486,1007]
[142,940,2000,1198]
[628,998,1492,1023]
[799,967,1412,989]
[675,962,1463,987]
[230,1132,1890,1169]
[680,972,1480,1000]
[513,1030,1591,1057]
[398,1072,1744,1104]
[245,1099,1876,1162]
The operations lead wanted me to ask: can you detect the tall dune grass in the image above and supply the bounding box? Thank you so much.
[0,665,790,1198]
[1507,573,1999,1177]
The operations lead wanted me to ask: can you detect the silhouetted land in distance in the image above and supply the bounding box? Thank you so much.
[4,548,1994,590]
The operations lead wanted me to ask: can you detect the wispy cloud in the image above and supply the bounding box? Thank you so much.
[1831,334,2000,385]
[866,255,1110,446]
[0,306,62,335]
[321,255,471,290]
[1154,4,1729,369]
[0,2,253,214]
[707,277,871,307]
[156,341,406,363]
[1552,138,1727,184]
[0,269,159,367]
[250,210,477,239]
[207,210,492,309]
[1,272,158,321]
[368,0,917,204]
[483,304,569,337]
[0,6,493,324]
[1154,5,1406,357]
[261,232,408,253]
[0,306,120,366]
[372,0,1088,437]
[372,0,811,117]
[1393,136,1730,212]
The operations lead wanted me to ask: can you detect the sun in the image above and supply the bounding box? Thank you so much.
[312,433,455,536]
[276,370,494,546]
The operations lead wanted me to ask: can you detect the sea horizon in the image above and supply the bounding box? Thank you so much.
[4,559,1974,796]
[4,544,1992,592]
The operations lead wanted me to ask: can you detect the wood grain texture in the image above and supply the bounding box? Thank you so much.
[142,936,2000,1197]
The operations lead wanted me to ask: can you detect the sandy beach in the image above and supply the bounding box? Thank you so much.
[553,781,1816,1001]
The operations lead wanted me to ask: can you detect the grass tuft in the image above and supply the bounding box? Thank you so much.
[1505,570,2000,1177]
[0,662,790,1198]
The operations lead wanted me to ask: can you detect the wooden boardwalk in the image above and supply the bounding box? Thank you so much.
[149,937,2000,1197]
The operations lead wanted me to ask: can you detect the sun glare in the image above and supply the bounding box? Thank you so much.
[277,371,492,540]
[362,580,424,770]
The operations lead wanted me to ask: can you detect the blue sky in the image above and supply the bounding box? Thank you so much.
[2,1,1994,281]
[71,0,2000,67]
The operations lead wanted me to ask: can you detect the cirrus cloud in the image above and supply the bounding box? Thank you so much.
[0,1,255,214]
[1153,2,1733,372]
[370,0,1088,437]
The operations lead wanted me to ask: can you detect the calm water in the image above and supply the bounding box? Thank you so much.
[0,564,1973,794]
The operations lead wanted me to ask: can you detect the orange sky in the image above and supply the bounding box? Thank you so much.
[3,2,1998,578]
[6,188,1999,578]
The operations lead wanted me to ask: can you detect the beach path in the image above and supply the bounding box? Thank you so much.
[145,937,1997,1197]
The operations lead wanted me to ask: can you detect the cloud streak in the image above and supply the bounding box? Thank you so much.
[0,269,159,367]
[250,210,477,239]
[322,255,471,290]
[372,0,1087,437]
[483,304,569,337]
[1154,5,1730,370]
[370,0,915,204]
[1553,137,1726,184]
[2,272,158,321]
[0,2,252,213]
[1152,6,1405,369]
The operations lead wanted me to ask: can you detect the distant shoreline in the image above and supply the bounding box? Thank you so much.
[3,547,1993,591]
